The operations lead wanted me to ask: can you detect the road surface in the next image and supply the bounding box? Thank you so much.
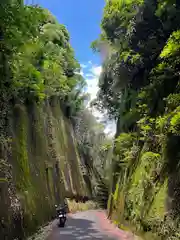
[46,210,135,240]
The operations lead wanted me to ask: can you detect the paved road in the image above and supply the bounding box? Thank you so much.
[47,210,134,240]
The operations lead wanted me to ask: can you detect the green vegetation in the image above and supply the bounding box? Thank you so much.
[73,107,113,207]
[92,0,180,239]
[67,199,99,213]
[0,1,112,238]
[5,0,180,239]
[0,1,107,239]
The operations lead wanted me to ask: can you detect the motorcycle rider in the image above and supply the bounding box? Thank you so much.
[55,198,68,217]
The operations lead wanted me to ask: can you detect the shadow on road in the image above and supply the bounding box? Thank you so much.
[47,215,116,240]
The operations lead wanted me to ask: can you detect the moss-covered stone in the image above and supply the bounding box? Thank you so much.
[0,99,89,239]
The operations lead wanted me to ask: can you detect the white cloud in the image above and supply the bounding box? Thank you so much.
[104,121,116,137]
[91,66,102,78]
[85,66,102,102]
[80,70,84,77]
[80,64,87,69]
[81,62,116,137]
[85,73,94,78]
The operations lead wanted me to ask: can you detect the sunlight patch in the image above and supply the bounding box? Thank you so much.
[80,61,116,137]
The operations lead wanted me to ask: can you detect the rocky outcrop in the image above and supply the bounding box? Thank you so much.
[0,97,90,239]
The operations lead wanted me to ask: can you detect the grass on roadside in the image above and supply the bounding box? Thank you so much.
[112,220,157,240]
[67,199,99,213]
[27,221,53,240]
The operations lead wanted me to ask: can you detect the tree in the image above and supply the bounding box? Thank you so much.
[92,0,180,237]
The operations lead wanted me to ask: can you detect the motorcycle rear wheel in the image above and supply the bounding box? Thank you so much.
[59,219,66,227]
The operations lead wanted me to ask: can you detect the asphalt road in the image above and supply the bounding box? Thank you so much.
[46,210,134,240]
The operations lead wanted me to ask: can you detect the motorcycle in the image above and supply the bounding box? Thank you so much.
[55,204,67,227]
[58,209,66,227]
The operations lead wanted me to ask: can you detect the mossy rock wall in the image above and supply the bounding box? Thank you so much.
[0,98,89,239]
[109,148,168,230]
[107,129,180,240]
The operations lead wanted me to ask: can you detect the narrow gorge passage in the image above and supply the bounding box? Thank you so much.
[47,210,134,240]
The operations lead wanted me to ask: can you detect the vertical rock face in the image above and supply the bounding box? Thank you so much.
[0,98,89,239]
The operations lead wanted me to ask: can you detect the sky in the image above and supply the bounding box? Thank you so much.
[35,0,116,136]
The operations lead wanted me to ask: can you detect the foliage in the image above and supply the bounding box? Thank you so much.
[115,133,136,155]
[93,0,180,238]
[67,199,99,213]
[0,2,92,239]
[0,3,85,110]
[74,108,112,180]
